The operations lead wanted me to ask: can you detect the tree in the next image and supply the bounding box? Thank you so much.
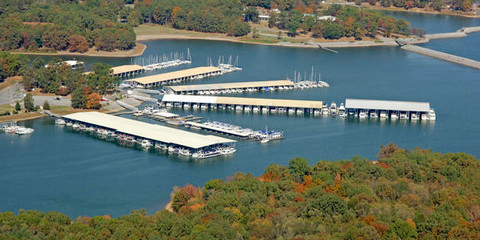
[385,221,418,239]
[71,88,87,109]
[43,101,50,110]
[15,101,21,111]
[23,93,34,112]
[86,93,101,109]
[289,157,310,182]
[244,7,259,22]
[68,35,89,53]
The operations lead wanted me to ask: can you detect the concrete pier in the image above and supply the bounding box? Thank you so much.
[424,32,467,39]
[402,44,480,70]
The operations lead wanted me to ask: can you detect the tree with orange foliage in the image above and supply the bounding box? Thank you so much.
[87,92,101,109]
[68,35,89,53]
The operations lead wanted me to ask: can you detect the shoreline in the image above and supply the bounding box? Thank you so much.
[137,34,418,49]
[365,5,480,18]
[9,43,147,58]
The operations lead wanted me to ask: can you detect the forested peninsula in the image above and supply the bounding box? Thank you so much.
[1,144,479,239]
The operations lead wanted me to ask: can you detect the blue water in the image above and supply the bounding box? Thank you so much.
[1,12,480,217]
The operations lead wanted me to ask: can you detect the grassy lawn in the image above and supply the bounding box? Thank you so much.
[0,104,44,123]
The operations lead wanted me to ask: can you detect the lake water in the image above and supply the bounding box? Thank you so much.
[1,12,479,217]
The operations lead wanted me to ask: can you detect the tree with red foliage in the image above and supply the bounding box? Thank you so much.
[69,35,89,53]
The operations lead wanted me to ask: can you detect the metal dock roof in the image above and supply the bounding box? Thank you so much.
[63,112,235,149]
[127,66,221,85]
[111,65,145,75]
[162,94,324,109]
[345,98,431,112]
[168,80,294,92]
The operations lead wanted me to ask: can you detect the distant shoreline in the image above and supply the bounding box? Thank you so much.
[365,4,480,18]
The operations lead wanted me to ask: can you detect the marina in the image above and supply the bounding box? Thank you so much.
[124,66,223,88]
[61,112,236,159]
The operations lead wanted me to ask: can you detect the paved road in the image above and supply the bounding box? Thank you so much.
[33,95,71,107]
[0,83,24,105]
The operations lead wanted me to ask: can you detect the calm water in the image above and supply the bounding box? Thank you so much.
[2,12,480,217]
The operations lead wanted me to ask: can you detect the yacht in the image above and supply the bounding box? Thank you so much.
[428,109,436,121]
[330,102,337,115]
[296,108,304,115]
[347,109,356,117]
[262,107,269,114]
[192,149,222,159]
[359,110,367,119]
[141,139,152,149]
[15,127,34,135]
[253,106,259,113]
[369,111,378,119]
[155,143,168,151]
[55,119,66,125]
[411,112,419,121]
[391,111,399,120]
[178,148,192,157]
[314,109,321,116]
[338,103,346,117]
[379,111,387,119]
[400,111,409,120]
[133,111,143,117]
[72,123,80,130]
[322,104,329,115]
[66,122,73,127]
[288,108,296,115]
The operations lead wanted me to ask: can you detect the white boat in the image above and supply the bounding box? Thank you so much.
[55,119,66,125]
[15,127,34,135]
[288,108,296,115]
[330,102,337,115]
[178,148,192,156]
[411,112,419,121]
[134,111,143,117]
[322,104,329,115]
[66,122,73,127]
[400,111,409,120]
[72,123,80,130]
[338,103,346,117]
[391,111,399,120]
[141,139,152,149]
[427,109,436,121]
[380,111,387,119]
[296,109,304,115]
[369,111,378,119]
[359,110,367,119]
[348,109,356,117]
[260,139,269,144]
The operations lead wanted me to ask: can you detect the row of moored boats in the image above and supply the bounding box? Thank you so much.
[1,125,34,135]
[144,59,191,71]
[56,118,235,159]
[201,121,284,143]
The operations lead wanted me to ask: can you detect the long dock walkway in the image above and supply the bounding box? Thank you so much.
[402,44,480,70]
[424,26,480,40]
[185,122,251,138]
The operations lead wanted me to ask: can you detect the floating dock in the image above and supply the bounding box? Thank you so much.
[124,66,222,88]
[166,80,294,95]
[62,112,235,151]
[161,94,323,114]
[345,98,435,120]
[402,44,480,70]
[185,122,251,138]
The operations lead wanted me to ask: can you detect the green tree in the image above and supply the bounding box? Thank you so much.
[15,101,21,111]
[23,93,35,112]
[289,157,310,182]
[43,101,50,110]
[71,88,87,109]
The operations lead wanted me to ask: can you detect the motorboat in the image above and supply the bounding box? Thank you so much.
[369,111,378,119]
[322,104,329,115]
[400,111,409,120]
[141,139,152,149]
[338,103,346,117]
[330,102,337,115]
[55,119,66,125]
[391,111,399,120]
[359,110,367,119]
[379,111,387,119]
[411,112,419,121]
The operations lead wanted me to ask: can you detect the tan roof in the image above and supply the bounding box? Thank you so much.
[63,112,235,149]
[162,94,323,109]
[128,66,221,85]
[168,80,294,92]
[217,96,323,109]
[111,65,145,75]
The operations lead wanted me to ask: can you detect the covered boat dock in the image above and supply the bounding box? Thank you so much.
[161,94,323,115]
[62,112,236,150]
[84,65,145,77]
[124,66,222,88]
[345,98,435,120]
[166,80,295,95]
